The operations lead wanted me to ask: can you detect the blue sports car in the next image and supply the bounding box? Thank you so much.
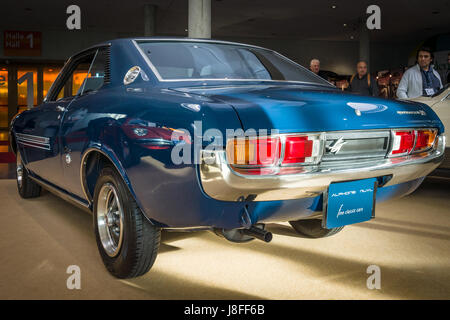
[10,38,445,278]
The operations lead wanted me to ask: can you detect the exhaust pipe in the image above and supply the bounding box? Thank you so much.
[242,226,273,243]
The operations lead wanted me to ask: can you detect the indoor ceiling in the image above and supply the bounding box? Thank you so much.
[1,0,449,43]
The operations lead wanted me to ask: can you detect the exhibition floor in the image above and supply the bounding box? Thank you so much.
[0,177,449,300]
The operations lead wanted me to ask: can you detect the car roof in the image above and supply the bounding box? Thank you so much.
[109,37,269,51]
[69,37,271,63]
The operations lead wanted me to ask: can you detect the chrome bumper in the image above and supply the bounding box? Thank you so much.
[199,135,445,202]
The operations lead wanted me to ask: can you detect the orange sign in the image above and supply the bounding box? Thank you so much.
[3,30,42,56]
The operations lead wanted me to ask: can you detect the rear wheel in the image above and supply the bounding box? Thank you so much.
[93,165,160,278]
[289,219,344,238]
[16,151,41,199]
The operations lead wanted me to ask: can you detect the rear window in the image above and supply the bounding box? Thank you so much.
[137,41,331,85]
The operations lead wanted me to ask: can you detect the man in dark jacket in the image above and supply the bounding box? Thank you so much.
[348,61,379,96]
[309,58,329,81]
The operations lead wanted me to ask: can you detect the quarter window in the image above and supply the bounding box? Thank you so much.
[80,48,108,94]
[51,53,95,101]
[49,47,109,101]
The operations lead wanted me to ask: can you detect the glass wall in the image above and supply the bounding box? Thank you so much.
[72,69,89,96]
[0,63,65,130]
[17,68,38,113]
[43,67,63,100]
[0,68,8,128]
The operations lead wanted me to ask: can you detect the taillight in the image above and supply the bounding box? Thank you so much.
[389,129,437,157]
[226,134,323,175]
[390,130,415,155]
[226,137,280,167]
[282,135,322,164]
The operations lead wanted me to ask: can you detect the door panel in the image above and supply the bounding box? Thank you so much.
[16,99,71,186]
[18,49,98,191]
[60,95,92,198]
[60,47,109,198]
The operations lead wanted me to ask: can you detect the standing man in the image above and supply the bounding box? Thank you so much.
[309,59,328,80]
[396,47,443,99]
[348,61,379,96]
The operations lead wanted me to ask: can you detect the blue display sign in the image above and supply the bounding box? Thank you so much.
[325,178,377,229]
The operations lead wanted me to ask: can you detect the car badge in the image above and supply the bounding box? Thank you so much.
[327,137,347,154]
[347,102,388,115]
[124,66,147,85]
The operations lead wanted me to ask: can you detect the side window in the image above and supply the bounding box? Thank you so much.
[48,47,109,101]
[51,53,96,101]
[79,48,108,94]
[72,62,93,96]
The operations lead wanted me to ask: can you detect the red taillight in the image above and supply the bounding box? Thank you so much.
[283,136,313,164]
[390,130,415,155]
[389,129,437,156]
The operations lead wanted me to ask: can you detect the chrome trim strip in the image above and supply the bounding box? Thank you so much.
[16,133,50,144]
[132,37,271,51]
[132,40,163,82]
[199,135,445,202]
[80,148,127,206]
[17,141,51,151]
[16,133,51,150]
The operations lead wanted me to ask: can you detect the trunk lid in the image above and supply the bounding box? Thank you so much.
[171,84,444,134]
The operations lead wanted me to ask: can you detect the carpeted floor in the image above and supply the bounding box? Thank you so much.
[0,177,449,299]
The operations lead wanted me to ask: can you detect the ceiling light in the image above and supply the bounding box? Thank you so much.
[331,5,337,9]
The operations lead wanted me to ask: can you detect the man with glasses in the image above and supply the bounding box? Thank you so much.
[397,47,442,99]
[348,61,379,96]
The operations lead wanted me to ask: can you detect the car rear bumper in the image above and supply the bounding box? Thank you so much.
[199,135,445,202]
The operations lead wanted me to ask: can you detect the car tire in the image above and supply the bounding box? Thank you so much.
[289,219,344,238]
[93,165,160,279]
[16,151,41,199]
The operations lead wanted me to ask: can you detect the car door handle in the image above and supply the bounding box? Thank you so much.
[56,105,67,112]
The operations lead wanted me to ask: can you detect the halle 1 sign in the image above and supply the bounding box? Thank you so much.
[3,30,42,56]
